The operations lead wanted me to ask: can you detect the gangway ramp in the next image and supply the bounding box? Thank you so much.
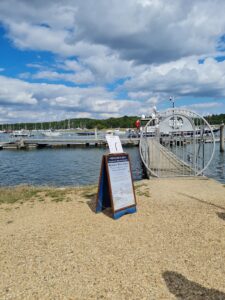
[141,138,194,178]
[139,108,215,178]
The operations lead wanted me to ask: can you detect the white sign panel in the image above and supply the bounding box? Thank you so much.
[106,135,123,154]
[107,155,135,211]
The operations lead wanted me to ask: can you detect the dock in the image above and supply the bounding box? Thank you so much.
[0,136,224,150]
[0,137,140,150]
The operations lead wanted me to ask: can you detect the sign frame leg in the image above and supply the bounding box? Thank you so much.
[113,206,137,220]
[96,155,111,213]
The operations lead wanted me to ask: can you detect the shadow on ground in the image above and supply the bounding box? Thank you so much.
[79,190,97,213]
[178,192,225,223]
[163,271,225,299]
[84,194,112,219]
[178,193,225,211]
[217,212,225,221]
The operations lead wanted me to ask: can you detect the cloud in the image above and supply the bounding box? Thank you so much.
[0,75,143,123]
[128,91,150,100]
[55,54,136,85]
[1,0,225,63]
[23,56,135,85]
[124,57,225,98]
[0,1,225,122]
[75,0,225,63]
[26,63,46,69]
[179,101,223,116]
[1,0,225,70]
[32,70,95,84]
[0,76,38,105]
[4,21,76,56]
[83,54,134,83]
[0,68,224,123]
[188,102,222,109]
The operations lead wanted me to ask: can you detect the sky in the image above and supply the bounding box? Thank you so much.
[0,0,225,123]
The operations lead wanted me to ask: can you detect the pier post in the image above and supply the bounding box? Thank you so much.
[220,123,224,152]
[95,128,97,140]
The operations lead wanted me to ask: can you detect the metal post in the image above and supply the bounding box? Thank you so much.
[95,128,97,140]
[220,123,224,152]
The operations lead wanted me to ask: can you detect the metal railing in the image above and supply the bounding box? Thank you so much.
[139,109,215,178]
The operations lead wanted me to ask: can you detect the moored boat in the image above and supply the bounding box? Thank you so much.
[76,131,95,136]
[42,130,61,137]
[10,130,32,137]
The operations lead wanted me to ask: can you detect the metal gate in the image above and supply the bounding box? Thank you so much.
[139,109,215,178]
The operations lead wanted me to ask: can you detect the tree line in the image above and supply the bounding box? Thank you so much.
[1,113,224,131]
[204,114,225,125]
[0,116,139,131]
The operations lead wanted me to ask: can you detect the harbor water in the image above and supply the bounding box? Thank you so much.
[0,147,143,187]
[0,142,224,186]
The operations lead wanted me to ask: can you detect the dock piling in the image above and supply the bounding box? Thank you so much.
[220,123,224,152]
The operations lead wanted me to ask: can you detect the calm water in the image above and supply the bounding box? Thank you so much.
[205,143,225,183]
[0,147,143,187]
[0,142,224,186]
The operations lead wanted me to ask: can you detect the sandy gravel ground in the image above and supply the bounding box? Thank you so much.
[1,178,225,299]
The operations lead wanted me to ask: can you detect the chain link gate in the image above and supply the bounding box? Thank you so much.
[139,109,215,178]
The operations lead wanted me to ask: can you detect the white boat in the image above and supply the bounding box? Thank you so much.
[11,130,31,137]
[114,129,126,136]
[42,130,61,137]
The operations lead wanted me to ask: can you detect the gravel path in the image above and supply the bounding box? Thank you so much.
[1,178,225,299]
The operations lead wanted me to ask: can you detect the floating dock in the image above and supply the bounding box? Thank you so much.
[0,137,140,150]
[0,136,224,151]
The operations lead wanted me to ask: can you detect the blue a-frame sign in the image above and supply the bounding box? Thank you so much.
[96,155,111,213]
[96,154,137,220]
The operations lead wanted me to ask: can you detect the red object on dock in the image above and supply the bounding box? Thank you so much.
[135,120,141,129]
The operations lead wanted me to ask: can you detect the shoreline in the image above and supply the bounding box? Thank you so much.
[0,175,223,196]
[1,178,225,299]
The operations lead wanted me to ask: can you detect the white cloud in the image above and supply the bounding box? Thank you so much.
[0,1,225,122]
[146,97,159,106]
[32,70,94,84]
[26,63,45,69]
[31,55,135,85]
[84,54,134,83]
[5,21,76,56]
[128,91,151,100]
[75,0,225,63]
[178,101,224,116]
[189,102,222,109]
[0,75,143,122]
[3,69,222,122]
[0,76,37,105]
[61,60,83,72]
[1,1,225,63]
[124,57,225,98]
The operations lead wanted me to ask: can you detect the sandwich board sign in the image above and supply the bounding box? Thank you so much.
[96,153,137,219]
